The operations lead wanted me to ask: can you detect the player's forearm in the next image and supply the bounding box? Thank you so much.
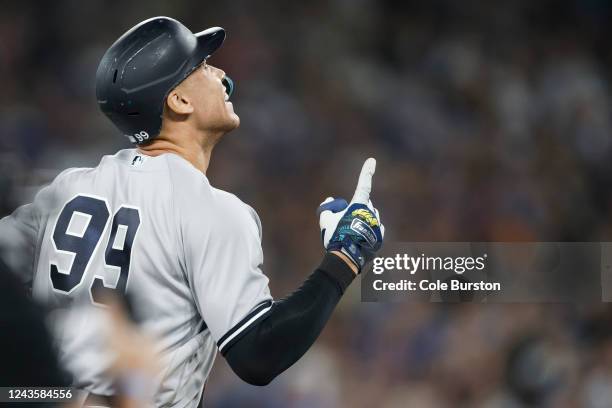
[223,252,355,386]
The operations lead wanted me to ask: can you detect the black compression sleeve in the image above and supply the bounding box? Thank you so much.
[223,252,355,386]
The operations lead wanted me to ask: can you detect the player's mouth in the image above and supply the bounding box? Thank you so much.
[222,76,234,102]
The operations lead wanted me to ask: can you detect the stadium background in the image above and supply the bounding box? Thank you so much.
[3,0,612,406]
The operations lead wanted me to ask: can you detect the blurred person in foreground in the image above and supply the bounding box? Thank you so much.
[0,255,69,391]
[0,252,160,408]
[0,16,385,407]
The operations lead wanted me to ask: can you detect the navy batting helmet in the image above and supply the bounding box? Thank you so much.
[96,17,226,144]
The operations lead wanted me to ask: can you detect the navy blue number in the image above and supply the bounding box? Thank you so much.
[50,195,140,304]
[51,196,109,292]
[91,207,141,304]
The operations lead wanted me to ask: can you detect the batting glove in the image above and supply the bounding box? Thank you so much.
[317,158,385,272]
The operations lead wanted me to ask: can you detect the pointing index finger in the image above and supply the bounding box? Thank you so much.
[351,158,376,203]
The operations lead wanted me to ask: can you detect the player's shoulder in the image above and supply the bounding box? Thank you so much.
[164,155,261,231]
[163,154,241,206]
[210,186,245,208]
[180,181,250,219]
[162,153,215,200]
[208,188,262,238]
[47,149,134,189]
[48,166,94,190]
[49,149,134,185]
[28,166,95,213]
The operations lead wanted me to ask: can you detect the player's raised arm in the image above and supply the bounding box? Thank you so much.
[221,158,385,385]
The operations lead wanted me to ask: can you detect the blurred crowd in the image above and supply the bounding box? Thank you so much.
[3,0,612,406]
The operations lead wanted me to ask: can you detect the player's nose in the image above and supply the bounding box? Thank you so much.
[210,65,226,79]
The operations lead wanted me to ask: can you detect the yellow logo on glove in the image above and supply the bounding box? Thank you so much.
[352,209,379,227]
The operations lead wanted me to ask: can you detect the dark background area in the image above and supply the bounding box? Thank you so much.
[3,0,612,406]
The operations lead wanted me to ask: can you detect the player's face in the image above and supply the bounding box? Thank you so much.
[183,61,240,133]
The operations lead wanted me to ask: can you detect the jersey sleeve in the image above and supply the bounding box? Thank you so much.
[0,182,57,286]
[180,187,273,353]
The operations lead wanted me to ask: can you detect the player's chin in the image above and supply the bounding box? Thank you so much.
[225,107,240,129]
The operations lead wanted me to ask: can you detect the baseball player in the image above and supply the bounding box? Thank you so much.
[0,17,385,407]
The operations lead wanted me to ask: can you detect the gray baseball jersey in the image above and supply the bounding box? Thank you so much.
[0,149,273,407]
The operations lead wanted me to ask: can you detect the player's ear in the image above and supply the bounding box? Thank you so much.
[165,87,194,115]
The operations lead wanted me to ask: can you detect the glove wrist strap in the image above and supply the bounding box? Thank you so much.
[328,237,365,272]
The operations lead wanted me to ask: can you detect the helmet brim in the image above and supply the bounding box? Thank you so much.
[194,27,226,60]
[172,26,226,94]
